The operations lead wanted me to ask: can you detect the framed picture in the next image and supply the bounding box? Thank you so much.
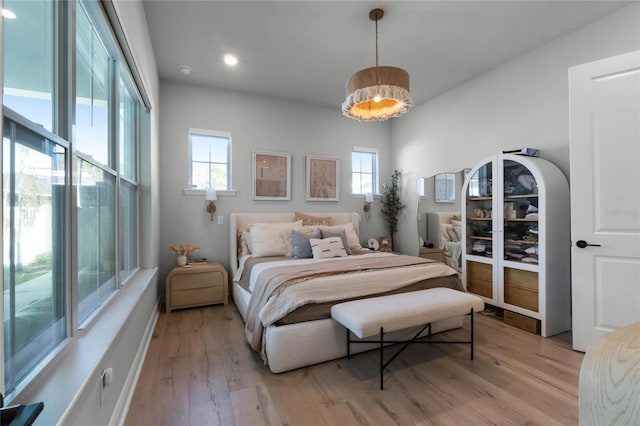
[252,150,291,200]
[379,236,393,252]
[306,155,339,201]
[434,172,456,203]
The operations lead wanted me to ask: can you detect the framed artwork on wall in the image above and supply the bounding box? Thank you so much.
[306,155,339,201]
[252,150,291,200]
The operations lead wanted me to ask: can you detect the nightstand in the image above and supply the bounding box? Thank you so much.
[165,262,228,313]
[419,247,445,263]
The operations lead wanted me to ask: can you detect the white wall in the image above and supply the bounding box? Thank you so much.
[158,81,391,280]
[392,3,640,255]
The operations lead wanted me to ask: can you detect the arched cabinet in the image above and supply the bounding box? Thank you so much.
[462,153,571,337]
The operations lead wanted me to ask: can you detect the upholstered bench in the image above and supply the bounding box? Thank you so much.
[331,287,484,389]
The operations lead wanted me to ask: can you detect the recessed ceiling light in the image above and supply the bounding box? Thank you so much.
[179,65,192,75]
[2,8,17,19]
[223,54,238,66]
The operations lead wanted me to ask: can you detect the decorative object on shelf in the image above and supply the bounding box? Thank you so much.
[363,192,373,214]
[168,243,200,266]
[380,170,405,250]
[306,155,339,201]
[342,8,413,122]
[205,188,217,221]
[379,236,393,252]
[367,237,380,251]
[252,150,291,201]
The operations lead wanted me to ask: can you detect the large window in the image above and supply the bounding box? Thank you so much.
[3,115,68,394]
[2,0,142,397]
[352,147,379,195]
[189,129,231,190]
[2,0,55,132]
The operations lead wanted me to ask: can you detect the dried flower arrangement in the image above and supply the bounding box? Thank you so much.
[168,244,200,256]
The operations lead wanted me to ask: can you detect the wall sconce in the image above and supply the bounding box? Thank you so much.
[363,192,373,214]
[205,188,217,221]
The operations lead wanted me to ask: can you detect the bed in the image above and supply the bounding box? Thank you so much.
[427,212,463,272]
[230,212,465,373]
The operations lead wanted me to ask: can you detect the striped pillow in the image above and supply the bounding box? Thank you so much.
[309,237,348,259]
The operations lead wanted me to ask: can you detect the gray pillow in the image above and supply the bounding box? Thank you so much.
[292,229,321,258]
[320,229,352,255]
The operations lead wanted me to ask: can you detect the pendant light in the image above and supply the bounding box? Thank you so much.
[342,8,413,122]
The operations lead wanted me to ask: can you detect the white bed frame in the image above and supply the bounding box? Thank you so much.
[230,212,463,373]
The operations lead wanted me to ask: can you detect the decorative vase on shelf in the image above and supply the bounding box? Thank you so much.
[176,254,188,267]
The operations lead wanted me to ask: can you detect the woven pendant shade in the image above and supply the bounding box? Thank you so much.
[342,9,413,122]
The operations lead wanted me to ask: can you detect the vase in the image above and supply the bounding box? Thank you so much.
[176,254,188,266]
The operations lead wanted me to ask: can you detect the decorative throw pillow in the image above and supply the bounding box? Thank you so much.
[446,225,460,242]
[320,229,352,255]
[319,222,362,250]
[281,230,294,257]
[249,221,302,257]
[292,229,321,258]
[295,212,332,226]
[309,237,347,259]
[451,219,463,242]
[242,231,253,253]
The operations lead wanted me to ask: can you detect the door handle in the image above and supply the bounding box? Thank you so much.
[576,240,601,248]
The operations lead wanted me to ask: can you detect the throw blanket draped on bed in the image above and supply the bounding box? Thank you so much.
[242,253,460,355]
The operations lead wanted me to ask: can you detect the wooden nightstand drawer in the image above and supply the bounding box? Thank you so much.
[171,270,225,291]
[172,285,224,309]
[419,247,445,263]
[166,262,228,313]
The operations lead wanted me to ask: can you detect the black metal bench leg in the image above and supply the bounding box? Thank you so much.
[346,328,350,359]
[470,308,474,360]
[380,327,384,390]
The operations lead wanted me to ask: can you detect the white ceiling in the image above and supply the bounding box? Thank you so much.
[142,1,629,109]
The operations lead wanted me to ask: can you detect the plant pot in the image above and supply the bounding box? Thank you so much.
[176,254,187,266]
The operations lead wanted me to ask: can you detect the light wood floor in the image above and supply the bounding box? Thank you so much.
[125,303,584,426]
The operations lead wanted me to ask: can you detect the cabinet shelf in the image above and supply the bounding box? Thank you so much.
[468,196,493,201]
[469,217,492,221]
[469,236,493,241]
[504,239,538,245]
[504,193,539,199]
[505,218,538,222]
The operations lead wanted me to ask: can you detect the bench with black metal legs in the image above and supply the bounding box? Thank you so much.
[330,287,485,390]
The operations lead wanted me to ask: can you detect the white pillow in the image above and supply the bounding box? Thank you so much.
[309,237,348,259]
[319,222,362,249]
[249,221,302,257]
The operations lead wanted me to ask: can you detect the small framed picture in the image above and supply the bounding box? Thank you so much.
[252,150,291,201]
[306,155,339,201]
[379,236,393,252]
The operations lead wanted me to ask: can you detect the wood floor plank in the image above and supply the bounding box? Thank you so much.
[125,303,584,426]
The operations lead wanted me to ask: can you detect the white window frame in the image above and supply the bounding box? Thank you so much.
[188,128,232,191]
[351,146,379,196]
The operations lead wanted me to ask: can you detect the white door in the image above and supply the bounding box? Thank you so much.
[569,50,640,352]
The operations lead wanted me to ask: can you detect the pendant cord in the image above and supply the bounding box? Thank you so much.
[375,17,379,67]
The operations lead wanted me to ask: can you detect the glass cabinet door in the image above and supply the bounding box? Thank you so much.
[502,160,539,264]
[465,162,493,258]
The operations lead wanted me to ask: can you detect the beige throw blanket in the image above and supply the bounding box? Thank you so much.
[244,253,458,356]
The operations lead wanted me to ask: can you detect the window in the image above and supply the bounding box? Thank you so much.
[3,115,68,394]
[2,0,142,397]
[351,147,379,195]
[189,129,231,190]
[76,1,111,166]
[2,0,55,132]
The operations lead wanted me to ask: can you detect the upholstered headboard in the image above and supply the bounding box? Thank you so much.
[229,212,360,276]
[427,212,461,249]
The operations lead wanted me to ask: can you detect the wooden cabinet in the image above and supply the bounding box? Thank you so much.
[462,153,570,337]
[165,262,228,313]
[419,247,445,263]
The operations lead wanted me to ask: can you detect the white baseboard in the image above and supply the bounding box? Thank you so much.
[109,298,160,426]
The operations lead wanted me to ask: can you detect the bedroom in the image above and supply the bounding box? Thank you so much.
[1,1,638,425]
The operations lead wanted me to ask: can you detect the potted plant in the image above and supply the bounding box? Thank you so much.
[380,170,406,250]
